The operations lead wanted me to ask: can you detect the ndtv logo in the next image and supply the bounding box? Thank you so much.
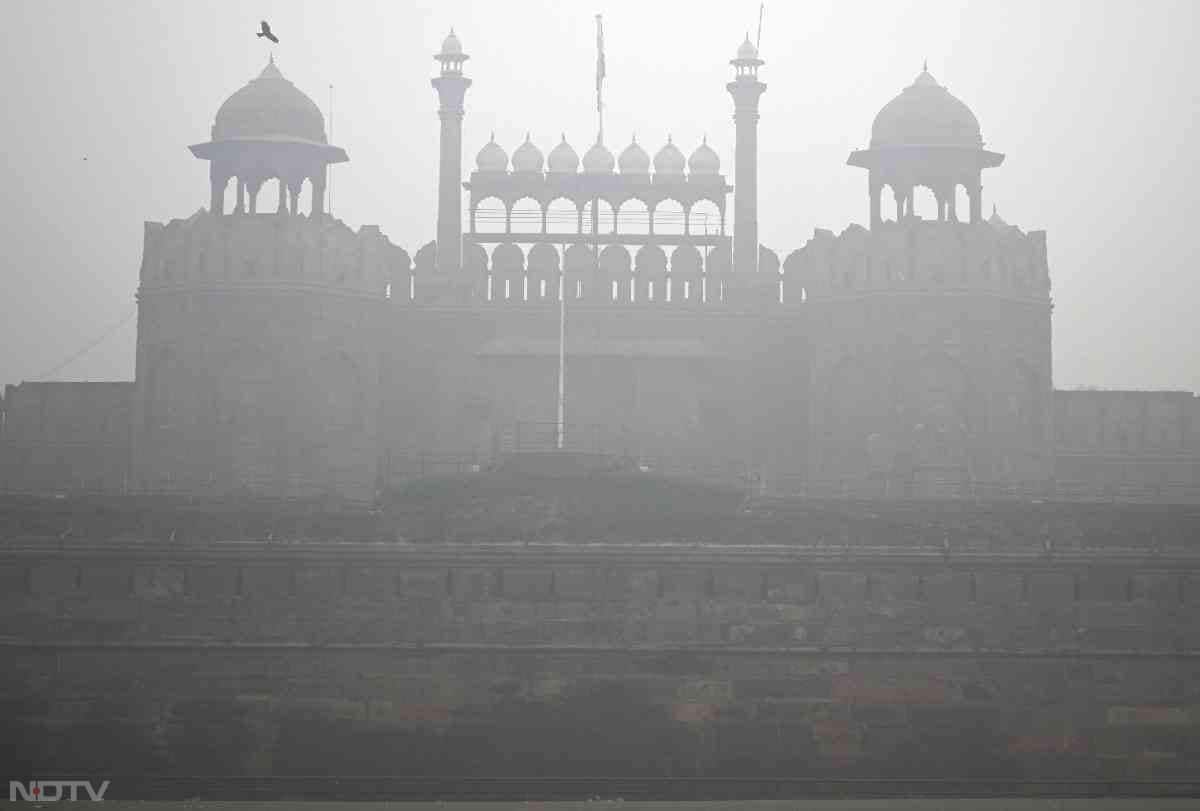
[9,781,110,801]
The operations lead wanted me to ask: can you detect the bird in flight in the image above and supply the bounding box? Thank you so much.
[257,20,279,44]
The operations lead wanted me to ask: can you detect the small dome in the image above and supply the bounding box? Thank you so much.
[511,133,544,173]
[654,136,686,175]
[440,28,463,56]
[618,136,650,175]
[687,136,720,174]
[736,35,758,62]
[870,66,982,148]
[213,57,326,142]
[582,140,615,173]
[476,133,508,172]
[547,134,579,173]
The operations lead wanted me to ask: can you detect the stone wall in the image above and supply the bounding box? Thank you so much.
[785,219,1053,490]
[5,534,1200,791]
[1054,390,1200,498]
[132,212,403,501]
[0,381,133,492]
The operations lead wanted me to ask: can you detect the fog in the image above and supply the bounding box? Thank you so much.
[1,0,1196,391]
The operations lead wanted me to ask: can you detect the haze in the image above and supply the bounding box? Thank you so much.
[1,0,1196,391]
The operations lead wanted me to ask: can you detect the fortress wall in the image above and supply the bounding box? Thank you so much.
[4,542,1200,784]
[381,303,810,483]
[0,382,133,492]
[132,213,398,501]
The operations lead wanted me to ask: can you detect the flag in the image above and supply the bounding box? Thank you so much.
[595,14,605,106]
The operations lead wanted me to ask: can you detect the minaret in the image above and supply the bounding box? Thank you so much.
[727,35,766,274]
[431,29,471,273]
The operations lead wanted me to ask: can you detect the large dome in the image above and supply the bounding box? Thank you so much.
[213,57,327,143]
[870,67,982,148]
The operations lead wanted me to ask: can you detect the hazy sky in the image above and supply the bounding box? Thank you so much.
[1,0,1196,391]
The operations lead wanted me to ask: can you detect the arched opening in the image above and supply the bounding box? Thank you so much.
[546,197,579,237]
[879,184,898,223]
[473,196,507,234]
[581,199,616,236]
[954,184,970,223]
[915,186,939,221]
[509,197,543,235]
[616,198,650,236]
[689,199,722,238]
[654,198,686,237]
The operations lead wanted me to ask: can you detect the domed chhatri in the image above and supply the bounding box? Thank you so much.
[547,135,579,174]
[654,136,686,175]
[688,136,720,175]
[191,57,347,216]
[618,136,650,175]
[870,66,982,148]
[848,62,1004,227]
[511,133,544,173]
[213,56,327,143]
[476,133,508,173]
[582,140,615,174]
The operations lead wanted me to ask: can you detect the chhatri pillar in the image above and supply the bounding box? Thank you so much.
[431,29,472,273]
[727,35,766,274]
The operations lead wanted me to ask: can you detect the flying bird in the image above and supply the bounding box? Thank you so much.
[256,20,279,44]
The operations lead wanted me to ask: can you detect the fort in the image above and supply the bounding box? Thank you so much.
[2,27,1200,802]
[0,32,1197,502]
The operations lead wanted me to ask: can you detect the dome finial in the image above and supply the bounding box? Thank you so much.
[923,58,928,72]
[992,203,998,217]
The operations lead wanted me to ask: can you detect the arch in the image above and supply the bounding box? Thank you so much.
[670,244,702,304]
[509,196,543,235]
[598,244,631,302]
[490,242,525,301]
[915,185,939,221]
[563,243,595,300]
[472,195,507,234]
[635,244,667,301]
[954,184,970,223]
[616,198,650,236]
[581,199,616,236]
[654,198,686,236]
[546,197,580,236]
[878,183,898,223]
[689,199,722,237]
[413,241,438,276]
[527,242,560,301]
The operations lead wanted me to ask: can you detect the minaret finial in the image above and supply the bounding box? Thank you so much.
[992,203,998,217]
[923,58,928,72]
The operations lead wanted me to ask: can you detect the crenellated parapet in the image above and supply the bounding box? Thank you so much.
[137,210,399,299]
[783,217,1051,303]
[396,236,788,310]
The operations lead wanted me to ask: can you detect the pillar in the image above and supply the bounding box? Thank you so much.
[728,68,766,273]
[968,174,983,224]
[209,163,229,216]
[310,166,327,216]
[235,178,246,214]
[432,41,472,273]
[277,179,288,214]
[869,175,883,229]
[248,178,264,215]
